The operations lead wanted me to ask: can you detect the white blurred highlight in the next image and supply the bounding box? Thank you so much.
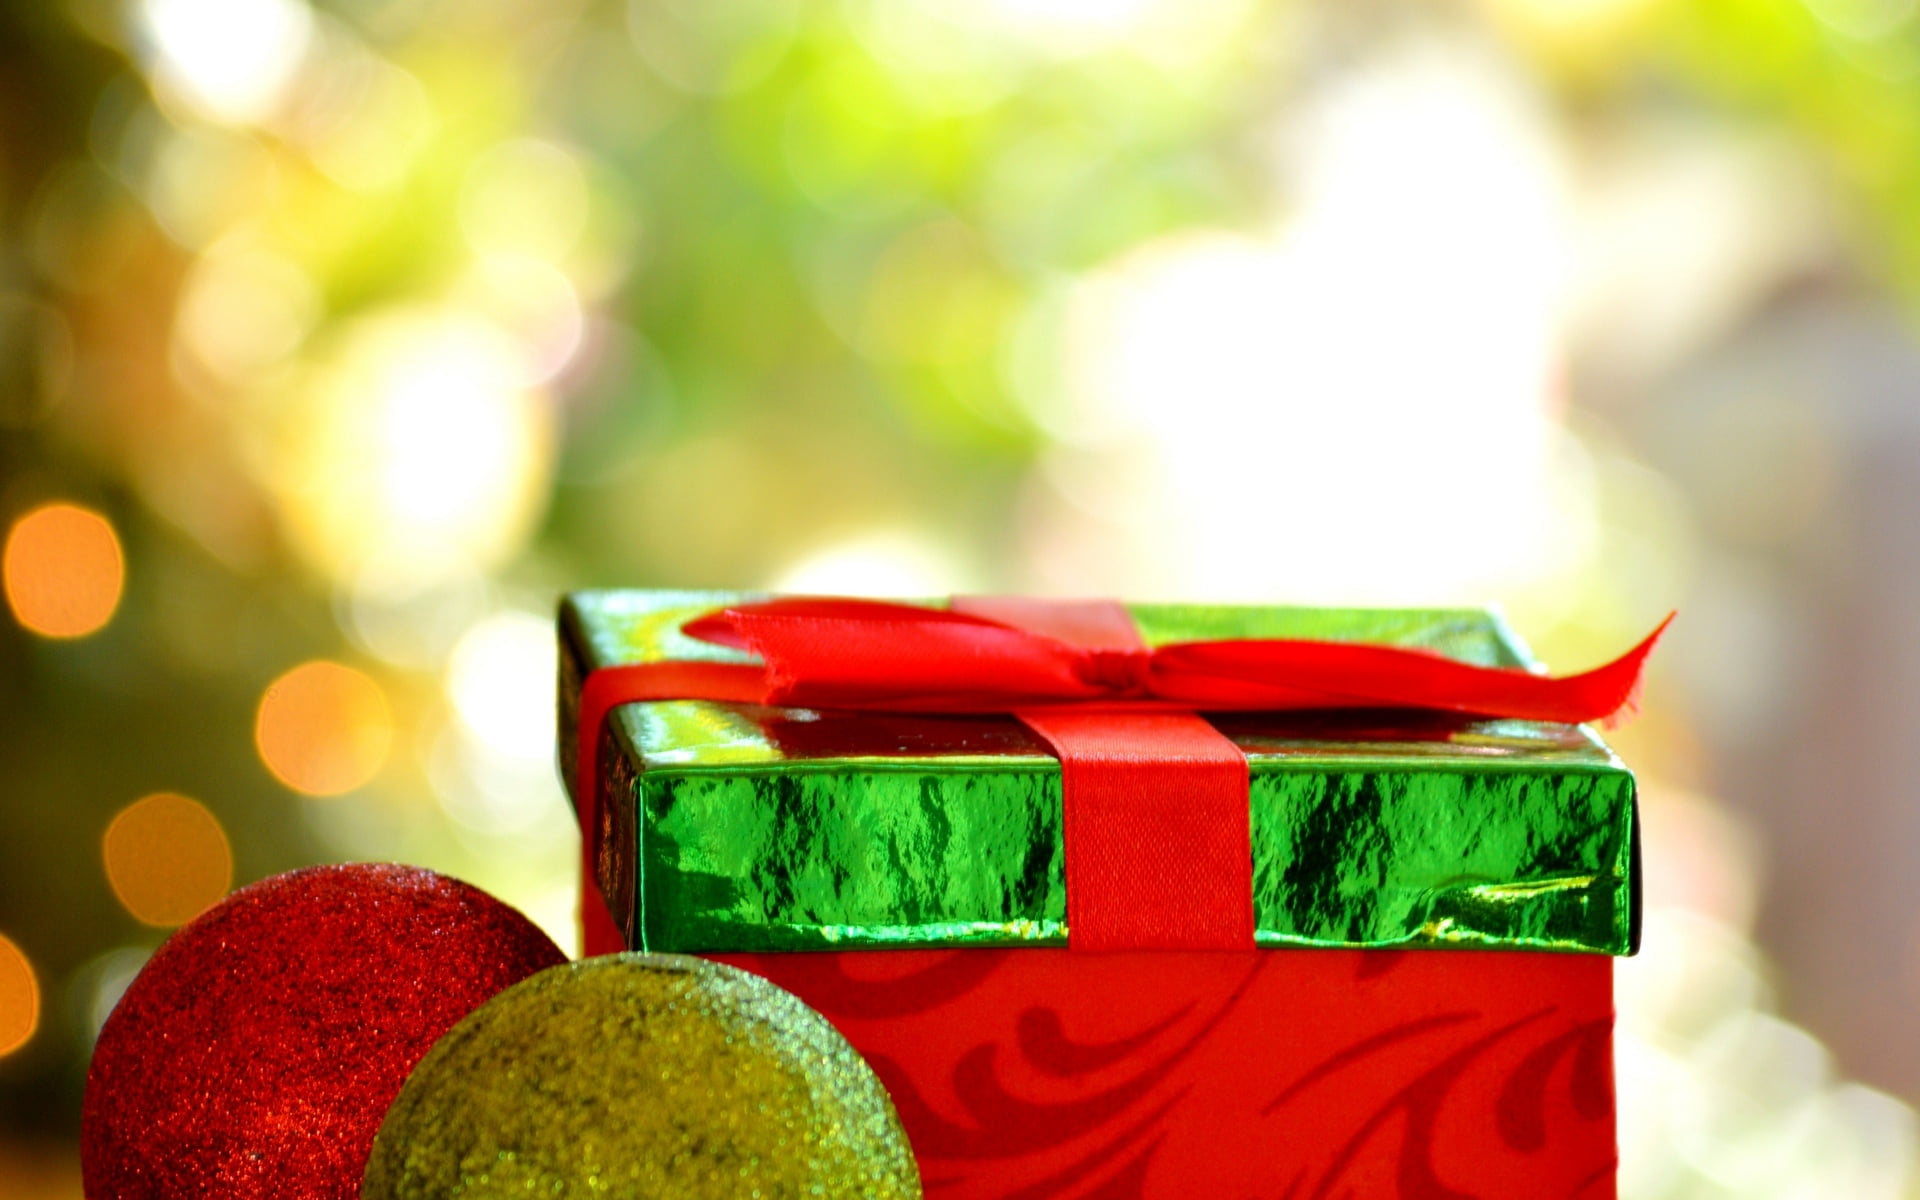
[428,612,572,883]
[446,611,557,768]
[1030,42,1588,606]
[139,0,313,126]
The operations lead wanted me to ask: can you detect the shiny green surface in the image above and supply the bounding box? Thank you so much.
[561,591,1638,957]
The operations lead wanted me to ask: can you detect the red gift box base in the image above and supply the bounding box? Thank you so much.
[587,889,1613,1197]
[707,946,1616,1199]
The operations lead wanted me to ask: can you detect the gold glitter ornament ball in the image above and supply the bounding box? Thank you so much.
[360,953,922,1199]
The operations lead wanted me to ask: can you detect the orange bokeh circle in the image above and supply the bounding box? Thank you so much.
[255,661,393,796]
[3,502,124,638]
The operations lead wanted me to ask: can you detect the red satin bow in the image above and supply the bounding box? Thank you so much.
[676,597,1672,720]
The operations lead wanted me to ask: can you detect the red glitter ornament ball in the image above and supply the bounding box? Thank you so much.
[81,862,567,1200]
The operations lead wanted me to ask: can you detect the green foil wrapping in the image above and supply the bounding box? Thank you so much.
[560,591,1638,958]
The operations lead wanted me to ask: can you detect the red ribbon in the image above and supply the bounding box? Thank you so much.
[574,597,1670,953]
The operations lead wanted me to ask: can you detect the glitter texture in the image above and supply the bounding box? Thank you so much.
[82,863,567,1199]
[361,953,922,1199]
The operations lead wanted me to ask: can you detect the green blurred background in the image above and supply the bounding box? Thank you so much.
[5,0,1920,1194]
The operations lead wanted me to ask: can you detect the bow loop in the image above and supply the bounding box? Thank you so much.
[698,597,1112,711]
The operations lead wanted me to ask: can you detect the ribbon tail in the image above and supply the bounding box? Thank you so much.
[1541,612,1673,728]
[1152,613,1674,726]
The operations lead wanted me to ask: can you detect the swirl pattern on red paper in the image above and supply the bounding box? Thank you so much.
[717,947,1616,1199]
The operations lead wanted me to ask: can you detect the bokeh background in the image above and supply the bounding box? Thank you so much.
[4,0,1920,1194]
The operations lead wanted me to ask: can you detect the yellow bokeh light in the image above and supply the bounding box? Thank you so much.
[446,611,558,764]
[1476,0,1668,68]
[3,502,125,638]
[175,237,319,381]
[275,310,555,587]
[458,140,590,263]
[255,660,393,795]
[102,793,234,927]
[0,934,38,1057]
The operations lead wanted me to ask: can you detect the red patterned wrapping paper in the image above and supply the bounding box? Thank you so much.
[715,946,1615,1199]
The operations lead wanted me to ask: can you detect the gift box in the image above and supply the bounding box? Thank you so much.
[559,590,1642,1198]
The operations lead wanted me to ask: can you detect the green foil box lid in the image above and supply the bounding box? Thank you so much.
[559,590,1640,958]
